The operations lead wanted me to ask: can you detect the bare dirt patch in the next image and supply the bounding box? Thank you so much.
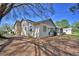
[0,35,79,56]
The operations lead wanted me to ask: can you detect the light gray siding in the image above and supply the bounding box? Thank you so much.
[15,19,56,38]
[39,23,55,38]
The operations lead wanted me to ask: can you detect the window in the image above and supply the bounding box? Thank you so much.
[43,26,47,32]
[66,29,68,32]
[50,28,53,32]
[29,26,32,32]
[25,27,27,31]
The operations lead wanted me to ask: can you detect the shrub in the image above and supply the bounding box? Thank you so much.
[28,34,33,38]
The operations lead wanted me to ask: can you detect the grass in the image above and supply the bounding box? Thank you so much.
[70,28,79,40]
[70,35,79,40]
[70,32,79,40]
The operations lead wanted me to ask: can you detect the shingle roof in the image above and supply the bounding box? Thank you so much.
[14,18,56,27]
[37,18,56,27]
[21,19,34,23]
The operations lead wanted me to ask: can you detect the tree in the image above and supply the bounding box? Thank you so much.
[69,3,79,14]
[71,22,79,35]
[0,23,14,35]
[56,19,70,28]
[72,22,79,28]
[0,3,54,20]
[61,19,70,28]
[55,21,62,28]
[75,22,79,28]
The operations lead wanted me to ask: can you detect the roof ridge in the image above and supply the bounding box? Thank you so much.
[37,18,52,22]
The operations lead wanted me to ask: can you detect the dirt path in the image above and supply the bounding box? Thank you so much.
[0,35,79,56]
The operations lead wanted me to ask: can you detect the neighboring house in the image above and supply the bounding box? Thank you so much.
[63,28,72,34]
[14,18,56,38]
[55,27,72,35]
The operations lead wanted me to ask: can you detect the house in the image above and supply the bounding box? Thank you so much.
[55,27,72,35]
[63,28,72,34]
[14,18,56,38]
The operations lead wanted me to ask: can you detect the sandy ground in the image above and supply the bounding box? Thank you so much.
[0,35,79,56]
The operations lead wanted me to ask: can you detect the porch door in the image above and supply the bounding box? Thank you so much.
[48,28,54,36]
[48,28,51,36]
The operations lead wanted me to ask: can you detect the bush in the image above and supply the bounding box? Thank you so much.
[28,34,33,38]
[72,28,79,35]
[62,32,66,35]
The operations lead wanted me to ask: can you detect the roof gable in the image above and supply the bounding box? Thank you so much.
[37,18,56,27]
[14,18,56,28]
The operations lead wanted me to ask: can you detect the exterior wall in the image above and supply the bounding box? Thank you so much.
[41,20,55,27]
[14,19,55,38]
[28,22,34,37]
[39,23,55,38]
[14,21,22,36]
[39,24,48,37]
[21,20,34,37]
[21,20,28,36]
[33,26,40,38]
[63,28,72,34]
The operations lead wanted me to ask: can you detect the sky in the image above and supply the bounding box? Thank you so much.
[0,3,79,26]
[52,3,79,25]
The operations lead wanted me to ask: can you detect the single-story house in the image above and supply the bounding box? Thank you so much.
[63,28,72,34]
[56,27,72,35]
[14,18,56,38]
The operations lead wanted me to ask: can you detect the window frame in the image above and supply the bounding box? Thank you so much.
[43,26,47,32]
